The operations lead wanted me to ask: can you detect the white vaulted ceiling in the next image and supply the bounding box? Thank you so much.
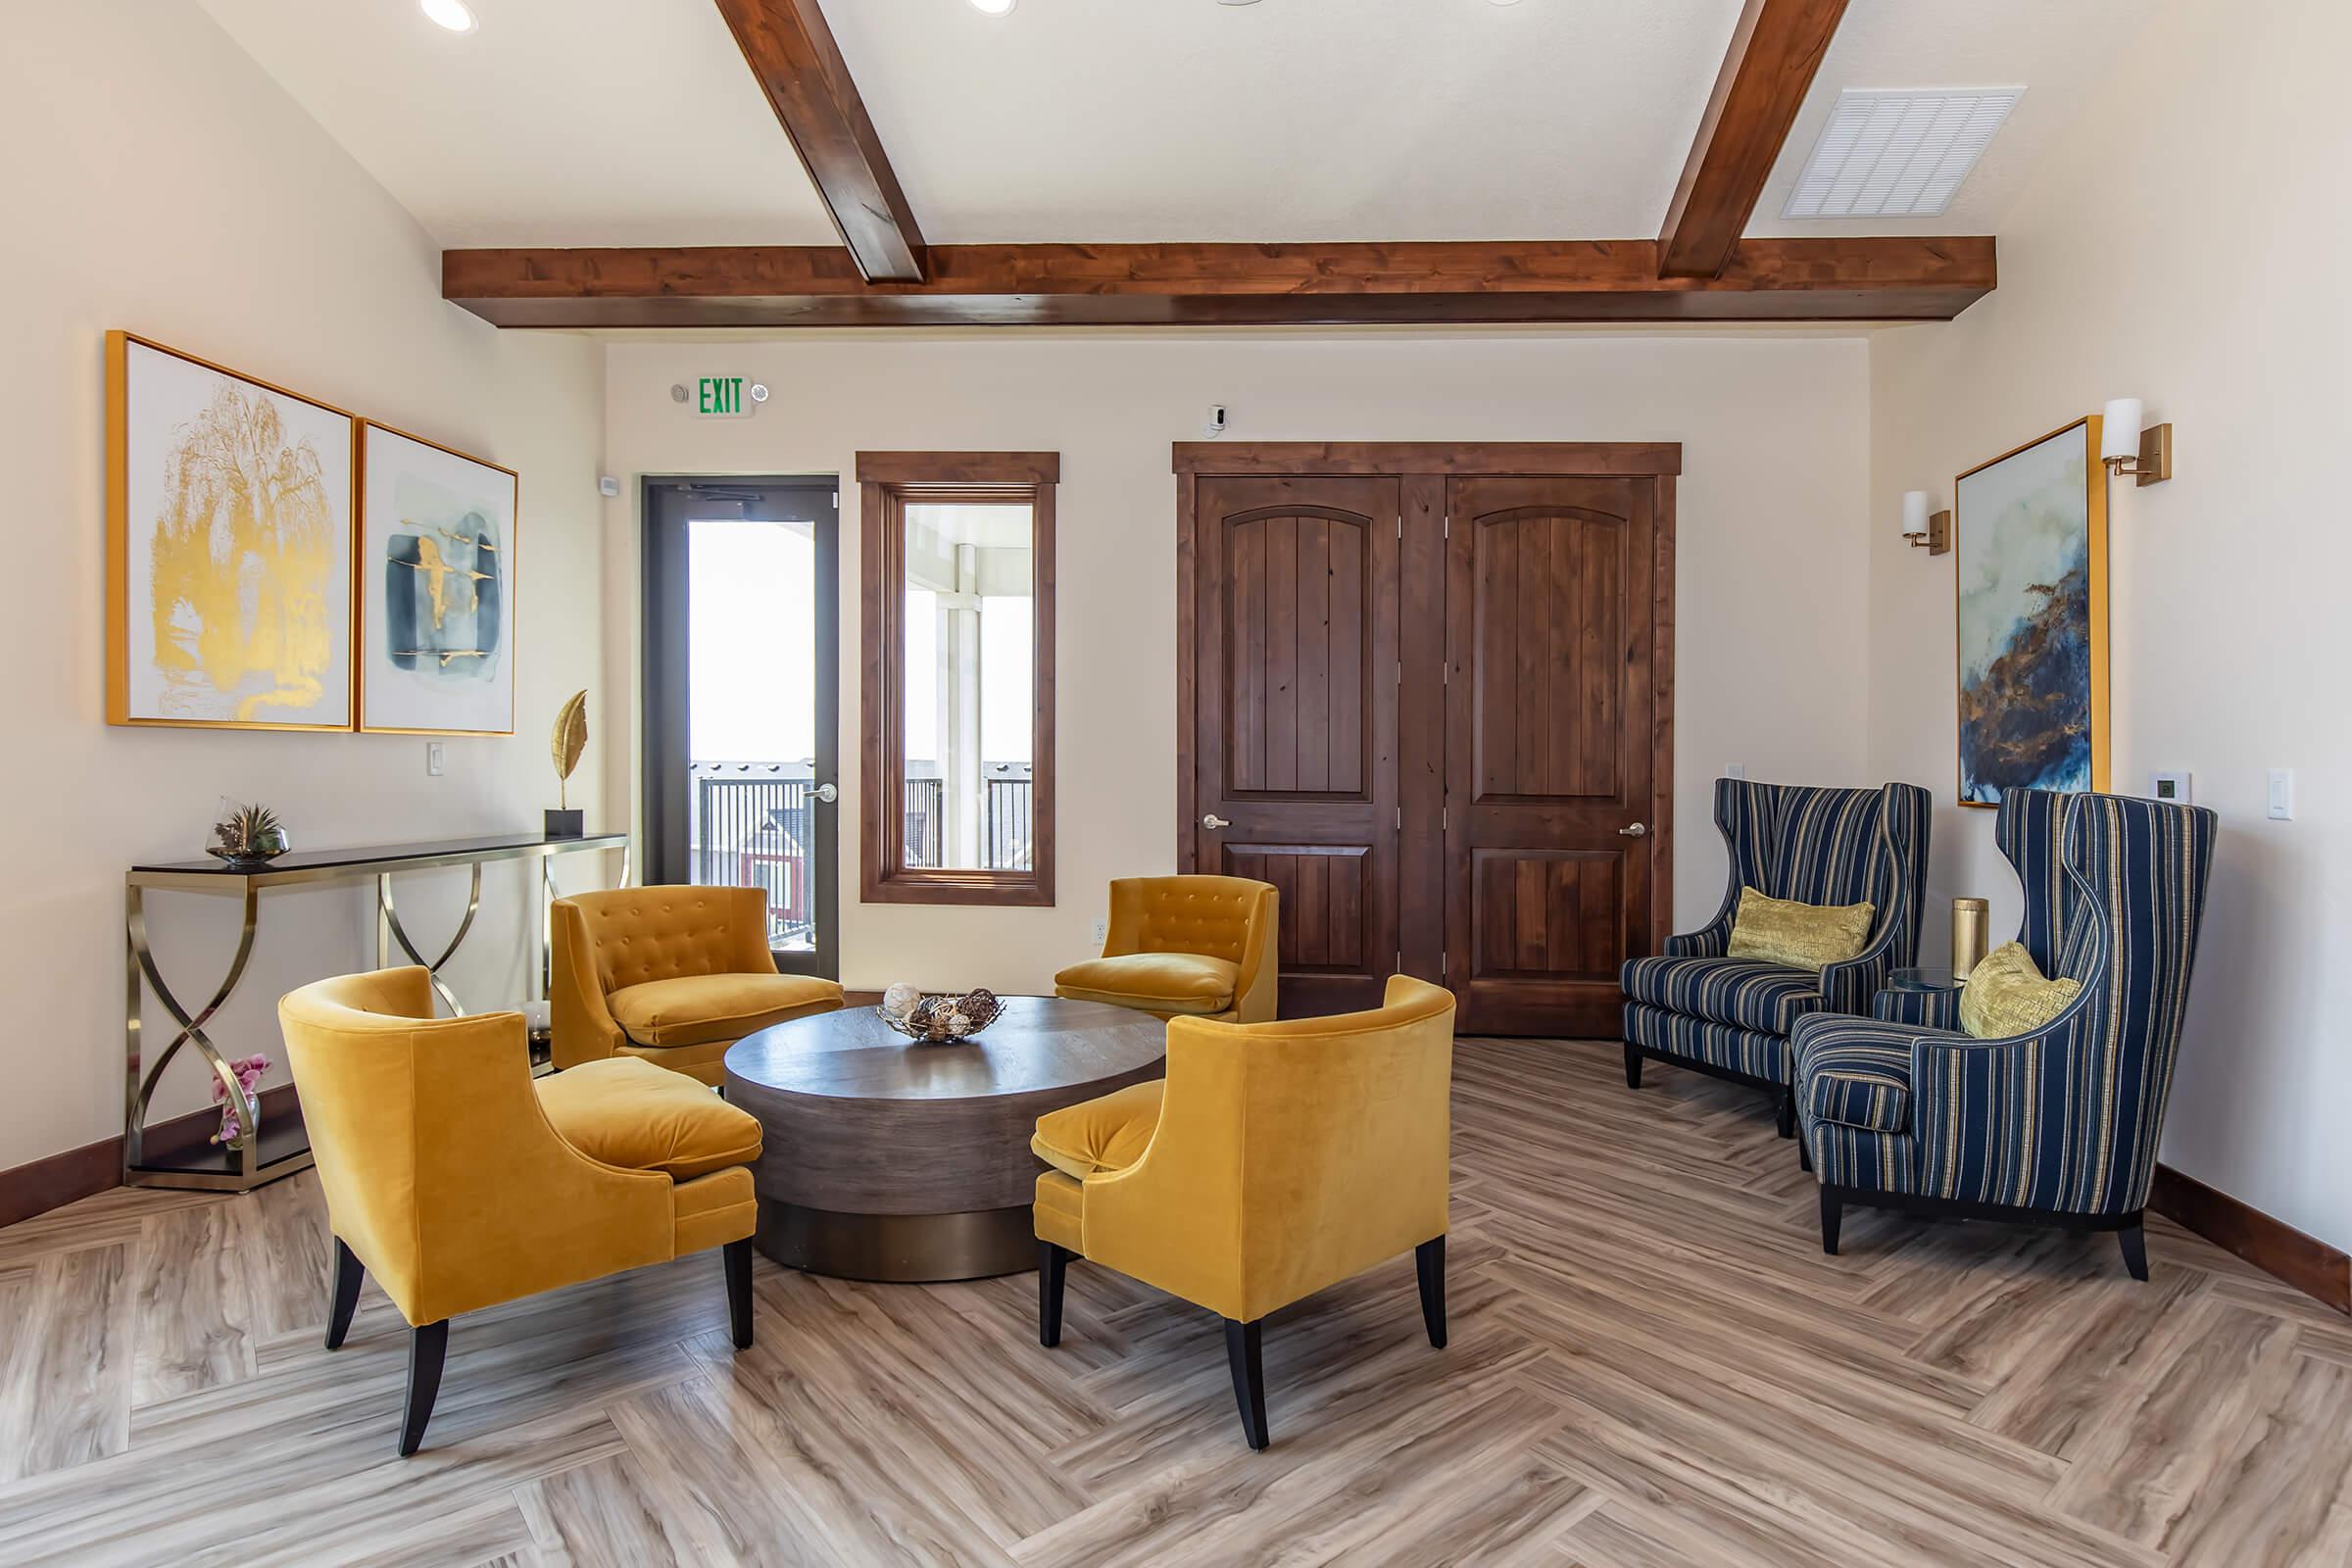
[195,0,2142,250]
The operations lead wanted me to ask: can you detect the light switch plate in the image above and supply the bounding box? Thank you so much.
[426,741,446,777]
[2150,770,2191,806]
[2268,768,2294,820]
[1723,763,1747,781]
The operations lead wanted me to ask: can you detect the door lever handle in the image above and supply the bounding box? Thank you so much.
[1618,821,1647,838]
[1201,813,1231,830]
[812,783,840,804]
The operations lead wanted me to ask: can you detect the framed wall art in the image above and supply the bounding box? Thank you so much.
[357,421,518,735]
[1953,416,2109,807]
[107,331,356,730]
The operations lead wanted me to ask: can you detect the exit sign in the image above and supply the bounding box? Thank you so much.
[694,375,754,417]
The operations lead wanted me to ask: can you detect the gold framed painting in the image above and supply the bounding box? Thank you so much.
[107,331,357,729]
[1952,416,2110,808]
[357,420,519,736]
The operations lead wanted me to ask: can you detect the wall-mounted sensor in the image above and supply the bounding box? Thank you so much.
[598,475,621,498]
[669,384,689,403]
[1203,404,1229,438]
[750,382,770,404]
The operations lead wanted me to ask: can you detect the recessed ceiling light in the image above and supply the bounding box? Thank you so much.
[420,0,477,33]
[967,0,1015,15]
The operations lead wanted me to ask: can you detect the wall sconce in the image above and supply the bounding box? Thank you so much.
[1900,490,1950,556]
[2101,398,2174,486]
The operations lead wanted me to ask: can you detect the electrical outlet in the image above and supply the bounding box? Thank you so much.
[1092,918,1108,947]
[426,741,446,777]
[2268,768,2294,820]
[1723,763,1747,781]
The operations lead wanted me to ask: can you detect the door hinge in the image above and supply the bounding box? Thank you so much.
[1396,949,1403,971]
[1440,949,1448,976]
[1396,659,1402,688]
[831,490,839,508]
[1444,515,1451,539]
[1443,807,1449,830]
[1396,806,1403,830]
[1442,661,1448,686]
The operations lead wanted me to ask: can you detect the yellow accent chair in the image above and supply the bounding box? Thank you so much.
[279,967,763,1455]
[1054,875,1279,1023]
[551,885,843,1086]
[1032,975,1456,1449]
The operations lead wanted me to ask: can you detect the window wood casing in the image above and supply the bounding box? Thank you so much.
[858,452,1057,906]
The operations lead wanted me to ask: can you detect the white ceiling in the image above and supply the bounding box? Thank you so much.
[196,0,2139,250]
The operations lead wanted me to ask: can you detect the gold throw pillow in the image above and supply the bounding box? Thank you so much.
[1959,941,2082,1039]
[1724,887,1875,972]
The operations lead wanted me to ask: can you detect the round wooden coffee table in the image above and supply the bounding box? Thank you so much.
[723,996,1166,1282]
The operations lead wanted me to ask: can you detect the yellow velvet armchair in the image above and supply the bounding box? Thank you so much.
[551,885,843,1085]
[1032,975,1455,1449]
[1053,875,1279,1023]
[279,967,763,1455]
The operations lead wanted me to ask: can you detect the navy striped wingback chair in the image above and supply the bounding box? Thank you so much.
[1790,789,2218,1279]
[1621,780,1932,1136]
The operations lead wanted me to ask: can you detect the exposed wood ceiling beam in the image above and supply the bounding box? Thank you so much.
[442,236,1992,328]
[1658,0,1850,279]
[711,0,928,282]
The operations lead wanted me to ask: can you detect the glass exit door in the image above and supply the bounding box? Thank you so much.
[642,478,840,979]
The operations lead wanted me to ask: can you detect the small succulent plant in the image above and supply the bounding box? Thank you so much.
[210,802,290,863]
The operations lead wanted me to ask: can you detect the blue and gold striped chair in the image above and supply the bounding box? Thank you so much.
[1791,789,2218,1278]
[1621,780,1932,1136]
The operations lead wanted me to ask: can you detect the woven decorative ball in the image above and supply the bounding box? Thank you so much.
[879,986,1004,1043]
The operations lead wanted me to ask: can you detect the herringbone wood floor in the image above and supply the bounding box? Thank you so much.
[3,1038,2347,1566]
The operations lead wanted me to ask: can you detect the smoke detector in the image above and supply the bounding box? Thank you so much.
[1783,88,2023,220]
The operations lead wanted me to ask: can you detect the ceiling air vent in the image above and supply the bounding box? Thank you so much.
[1783,88,2024,219]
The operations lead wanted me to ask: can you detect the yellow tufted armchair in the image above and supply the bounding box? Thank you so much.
[279,967,764,1455]
[1032,975,1455,1449]
[551,885,843,1086]
[1054,875,1279,1023]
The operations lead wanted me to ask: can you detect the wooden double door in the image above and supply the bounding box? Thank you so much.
[1176,445,1678,1036]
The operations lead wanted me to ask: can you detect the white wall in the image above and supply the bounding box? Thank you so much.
[605,332,1875,998]
[1867,0,2351,1249]
[0,3,612,1175]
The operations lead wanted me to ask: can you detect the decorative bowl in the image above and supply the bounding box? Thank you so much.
[878,987,1004,1044]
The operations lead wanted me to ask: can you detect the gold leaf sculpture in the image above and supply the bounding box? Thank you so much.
[551,690,588,809]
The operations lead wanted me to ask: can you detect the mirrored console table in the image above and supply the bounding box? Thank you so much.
[126,831,629,1193]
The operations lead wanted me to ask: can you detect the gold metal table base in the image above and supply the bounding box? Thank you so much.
[756,1200,1036,1282]
[124,833,630,1195]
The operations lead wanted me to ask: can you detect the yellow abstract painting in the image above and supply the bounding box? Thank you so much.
[109,334,354,729]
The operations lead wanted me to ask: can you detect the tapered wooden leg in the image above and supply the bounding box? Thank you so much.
[398,1320,449,1457]
[2118,1218,2149,1282]
[724,1238,754,1349]
[1038,1242,1071,1348]
[1414,1237,1447,1348]
[1776,1087,1796,1140]
[324,1237,363,1351]
[1623,1044,1642,1090]
[1223,1317,1269,1451]
[1819,1187,1843,1256]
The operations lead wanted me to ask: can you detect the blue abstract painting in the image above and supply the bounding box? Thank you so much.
[359,422,518,734]
[1954,419,2107,806]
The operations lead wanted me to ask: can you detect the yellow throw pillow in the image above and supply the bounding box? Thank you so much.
[1724,887,1876,972]
[1959,941,2082,1039]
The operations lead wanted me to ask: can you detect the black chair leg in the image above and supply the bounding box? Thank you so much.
[1819,1187,1843,1256]
[1797,1130,1813,1173]
[1622,1044,1643,1090]
[1414,1237,1447,1349]
[724,1238,754,1349]
[324,1237,364,1351]
[1223,1317,1269,1450]
[399,1320,449,1457]
[1776,1087,1796,1140]
[2118,1217,2149,1282]
[1038,1242,1071,1348]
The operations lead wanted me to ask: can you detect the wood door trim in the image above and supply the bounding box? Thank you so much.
[1174,442,1683,478]
[1173,444,1676,1013]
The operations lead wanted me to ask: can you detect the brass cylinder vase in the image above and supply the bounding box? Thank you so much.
[1951,898,1989,980]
